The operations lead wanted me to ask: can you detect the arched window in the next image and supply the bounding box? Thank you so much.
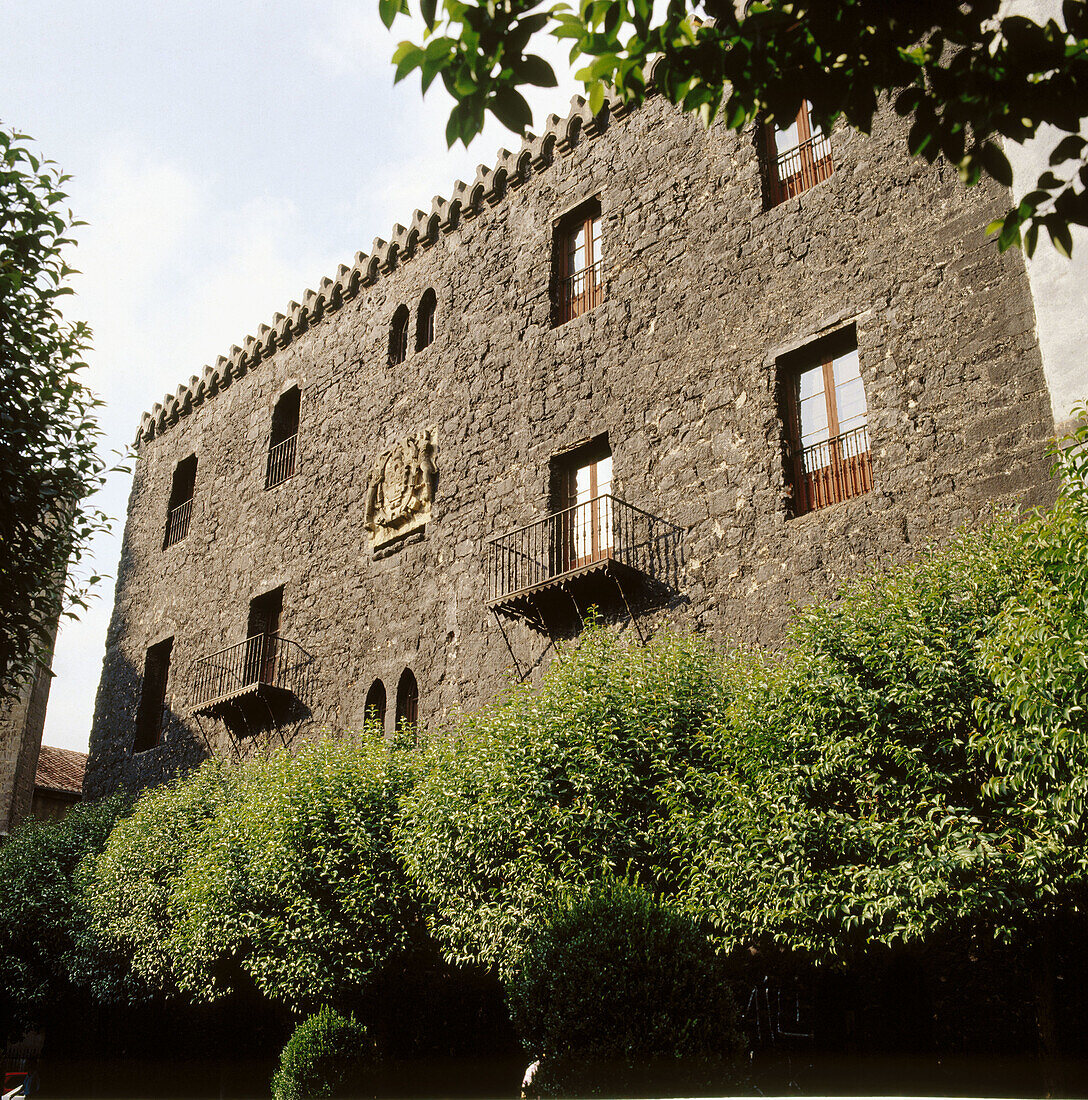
[364,679,387,729]
[416,289,436,351]
[395,668,418,729]
[389,305,410,366]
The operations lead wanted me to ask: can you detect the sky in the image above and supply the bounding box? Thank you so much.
[0,0,581,753]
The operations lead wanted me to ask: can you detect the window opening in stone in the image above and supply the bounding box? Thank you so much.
[395,668,418,729]
[245,587,284,688]
[163,454,197,549]
[762,100,833,209]
[549,435,613,574]
[389,305,410,365]
[780,327,871,515]
[266,387,300,489]
[134,636,173,753]
[416,289,436,351]
[553,198,605,325]
[364,679,387,729]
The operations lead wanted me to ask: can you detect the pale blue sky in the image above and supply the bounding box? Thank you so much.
[0,0,579,751]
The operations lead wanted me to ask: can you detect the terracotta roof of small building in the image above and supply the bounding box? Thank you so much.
[35,746,87,795]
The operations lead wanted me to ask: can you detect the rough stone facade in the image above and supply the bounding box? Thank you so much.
[85,92,1058,799]
[1,652,55,833]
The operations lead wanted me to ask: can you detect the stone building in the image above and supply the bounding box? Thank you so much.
[31,745,86,822]
[85,90,1062,798]
[0,653,54,834]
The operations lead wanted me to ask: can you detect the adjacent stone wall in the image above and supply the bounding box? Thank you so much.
[84,94,1057,799]
[1,655,54,833]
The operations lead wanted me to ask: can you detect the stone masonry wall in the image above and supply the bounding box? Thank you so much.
[84,94,1057,798]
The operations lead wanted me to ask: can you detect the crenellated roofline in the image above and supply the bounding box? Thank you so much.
[135,89,643,446]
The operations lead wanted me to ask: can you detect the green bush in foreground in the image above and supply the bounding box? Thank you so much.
[270,1006,375,1100]
[86,733,421,1013]
[508,880,744,1097]
[0,794,127,1037]
[399,627,742,974]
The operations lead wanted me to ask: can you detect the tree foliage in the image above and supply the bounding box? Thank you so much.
[0,123,111,698]
[508,878,744,1096]
[398,628,739,974]
[85,734,421,1014]
[0,794,127,1038]
[270,1006,376,1100]
[683,429,1088,961]
[385,0,1088,253]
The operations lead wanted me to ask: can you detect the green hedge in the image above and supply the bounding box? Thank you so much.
[270,1006,374,1100]
[509,879,744,1097]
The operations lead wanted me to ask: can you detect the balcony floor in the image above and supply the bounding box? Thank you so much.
[488,556,644,628]
[191,680,296,721]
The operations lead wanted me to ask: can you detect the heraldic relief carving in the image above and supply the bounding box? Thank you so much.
[364,431,438,550]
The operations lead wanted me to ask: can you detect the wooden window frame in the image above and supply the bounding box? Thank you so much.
[549,436,614,573]
[553,199,605,325]
[780,330,873,516]
[762,100,834,209]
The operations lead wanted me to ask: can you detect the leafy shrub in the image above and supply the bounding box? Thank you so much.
[0,794,126,1036]
[508,880,744,1097]
[399,627,745,973]
[685,416,1088,961]
[85,733,421,1012]
[270,1006,374,1100]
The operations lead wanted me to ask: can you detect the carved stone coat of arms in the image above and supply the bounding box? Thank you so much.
[364,430,438,549]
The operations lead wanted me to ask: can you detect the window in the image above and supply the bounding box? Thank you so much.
[780,329,872,515]
[266,387,300,489]
[364,679,387,729]
[395,668,418,729]
[389,305,410,365]
[416,289,436,351]
[550,436,614,574]
[163,454,197,549]
[762,100,833,208]
[554,198,605,325]
[245,587,283,687]
[134,637,172,753]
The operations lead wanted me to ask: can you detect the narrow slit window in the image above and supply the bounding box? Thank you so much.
[389,305,410,365]
[134,637,173,753]
[395,668,418,729]
[163,455,197,549]
[416,289,436,351]
[266,387,300,489]
[364,679,387,729]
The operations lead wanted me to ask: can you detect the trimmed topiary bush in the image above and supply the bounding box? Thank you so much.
[270,1006,375,1100]
[508,879,745,1097]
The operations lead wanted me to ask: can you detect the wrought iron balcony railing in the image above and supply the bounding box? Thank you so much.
[487,494,680,609]
[265,433,297,490]
[789,423,873,515]
[768,131,833,206]
[163,497,193,549]
[190,632,313,716]
[557,258,605,323]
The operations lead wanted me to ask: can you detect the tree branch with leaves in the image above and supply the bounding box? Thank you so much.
[0,124,113,699]
[385,0,1088,254]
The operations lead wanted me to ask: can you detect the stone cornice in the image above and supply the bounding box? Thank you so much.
[135,90,636,446]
